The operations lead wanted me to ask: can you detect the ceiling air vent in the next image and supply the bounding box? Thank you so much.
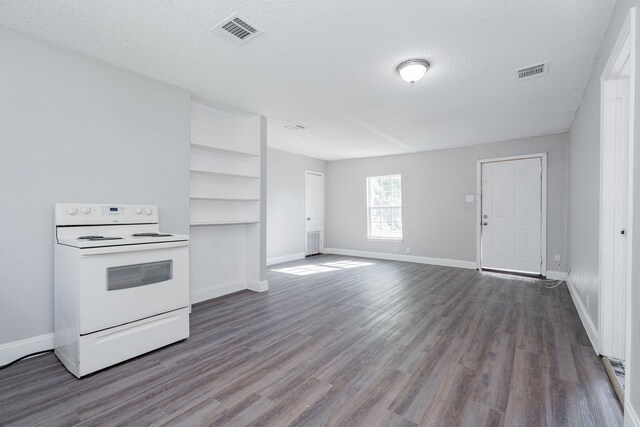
[212,14,263,45]
[517,62,548,80]
[284,124,306,131]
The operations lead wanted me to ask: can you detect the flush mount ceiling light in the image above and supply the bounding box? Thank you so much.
[396,59,431,84]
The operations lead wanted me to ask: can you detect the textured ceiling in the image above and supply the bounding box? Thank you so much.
[0,0,617,160]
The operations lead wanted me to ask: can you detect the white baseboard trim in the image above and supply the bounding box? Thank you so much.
[566,277,600,354]
[0,333,54,366]
[247,279,269,292]
[627,401,640,427]
[191,280,247,304]
[267,252,305,266]
[323,248,476,270]
[192,278,270,304]
[546,270,567,280]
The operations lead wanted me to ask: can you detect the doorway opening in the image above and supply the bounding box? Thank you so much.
[305,170,324,256]
[599,9,635,364]
[476,154,547,277]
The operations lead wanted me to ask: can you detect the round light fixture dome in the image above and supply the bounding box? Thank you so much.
[396,59,431,84]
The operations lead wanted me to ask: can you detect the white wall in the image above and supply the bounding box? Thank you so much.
[266,148,326,264]
[325,134,568,271]
[567,1,640,425]
[0,26,190,346]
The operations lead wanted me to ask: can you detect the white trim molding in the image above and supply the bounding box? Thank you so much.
[546,270,568,280]
[0,333,54,366]
[567,277,600,354]
[323,248,476,269]
[247,279,269,292]
[627,400,640,427]
[599,5,637,365]
[191,278,269,304]
[267,252,305,266]
[190,280,247,304]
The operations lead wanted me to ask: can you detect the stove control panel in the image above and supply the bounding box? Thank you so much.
[55,203,158,225]
[102,206,124,215]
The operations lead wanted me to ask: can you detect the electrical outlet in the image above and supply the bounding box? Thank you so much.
[554,254,561,266]
[465,195,474,203]
[586,293,590,307]
[405,247,411,254]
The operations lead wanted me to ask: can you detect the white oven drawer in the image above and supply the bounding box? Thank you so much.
[77,245,189,334]
[77,308,189,377]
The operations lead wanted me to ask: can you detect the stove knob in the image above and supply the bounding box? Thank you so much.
[80,207,91,215]
[66,207,78,216]
[135,208,143,215]
[144,208,153,215]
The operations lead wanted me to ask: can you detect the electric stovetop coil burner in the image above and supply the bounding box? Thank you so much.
[78,235,124,241]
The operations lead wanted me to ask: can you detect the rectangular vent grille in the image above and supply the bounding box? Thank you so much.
[517,63,547,80]
[306,231,321,255]
[213,14,262,45]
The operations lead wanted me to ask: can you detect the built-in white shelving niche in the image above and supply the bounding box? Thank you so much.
[189,102,262,225]
[190,199,260,225]
[189,100,266,304]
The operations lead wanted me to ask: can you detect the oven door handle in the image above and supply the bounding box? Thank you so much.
[79,240,189,256]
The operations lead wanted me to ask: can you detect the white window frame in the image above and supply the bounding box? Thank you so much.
[366,174,403,241]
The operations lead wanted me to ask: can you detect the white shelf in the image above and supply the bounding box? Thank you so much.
[191,143,259,158]
[190,220,260,226]
[189,100,265,300]
[190,196,260,201]
[190,169,259,179]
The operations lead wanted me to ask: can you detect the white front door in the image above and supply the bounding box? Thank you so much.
[305,171,324,256]
[481,157,543,274]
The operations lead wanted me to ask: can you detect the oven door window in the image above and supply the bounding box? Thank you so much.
[107,260,173,291]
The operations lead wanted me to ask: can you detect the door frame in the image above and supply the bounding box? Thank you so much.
[475,153,548,275]
[304,170,325,255]
[598,8,636,359]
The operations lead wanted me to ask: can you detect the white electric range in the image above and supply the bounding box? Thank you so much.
[54,203,190,378]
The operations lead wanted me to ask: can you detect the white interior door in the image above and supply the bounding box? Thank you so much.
[481,157,543,274]
[305,171,324,256]
[612,69,630,360]
[601,28,633,360]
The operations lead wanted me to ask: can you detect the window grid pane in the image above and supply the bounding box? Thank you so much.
[367,175,402,239]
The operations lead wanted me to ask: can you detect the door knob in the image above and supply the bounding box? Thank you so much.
[307,217,311,220]
[483,222,488,226]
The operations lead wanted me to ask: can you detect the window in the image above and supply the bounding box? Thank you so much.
[367,174,402,240]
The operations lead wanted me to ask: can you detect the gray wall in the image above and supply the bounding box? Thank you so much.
[0,26,190,345]
[325,134,569,270]
[266,148,326,261]
[567,1,640,423]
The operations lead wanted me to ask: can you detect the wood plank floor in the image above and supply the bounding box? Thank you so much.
[0,255,623,426]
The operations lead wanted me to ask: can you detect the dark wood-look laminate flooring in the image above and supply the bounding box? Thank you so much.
[0,255,623,426]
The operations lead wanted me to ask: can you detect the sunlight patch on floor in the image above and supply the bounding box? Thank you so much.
[322,260,374,269]
[271,265,340,276]
[272,260,375,276]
